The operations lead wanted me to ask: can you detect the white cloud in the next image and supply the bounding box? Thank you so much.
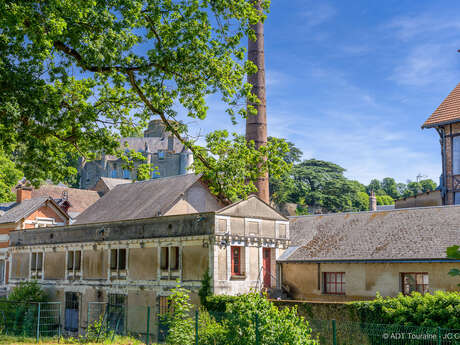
[301,2,336,28]
[390,43,458,87]
[386,14,460,41]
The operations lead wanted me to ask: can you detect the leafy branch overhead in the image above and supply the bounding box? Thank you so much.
[192,131,290,202]
[447,245,460,279]
[0,0,269,187]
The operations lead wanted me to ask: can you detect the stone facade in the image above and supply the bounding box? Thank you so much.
[280,261,459,302]
[8,196,289,338]
[79,120,193,190]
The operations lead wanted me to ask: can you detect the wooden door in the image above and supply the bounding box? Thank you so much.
[263,248,271,288]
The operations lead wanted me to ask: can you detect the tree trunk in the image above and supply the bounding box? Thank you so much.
[246,0,269,203]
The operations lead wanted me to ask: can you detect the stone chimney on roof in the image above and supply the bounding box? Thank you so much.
[369,191,377,211]
[16,185,32,203]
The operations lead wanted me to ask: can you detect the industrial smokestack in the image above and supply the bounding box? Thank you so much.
[246,0,269,203]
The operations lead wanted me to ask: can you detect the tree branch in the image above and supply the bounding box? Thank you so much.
[126,70,213,172]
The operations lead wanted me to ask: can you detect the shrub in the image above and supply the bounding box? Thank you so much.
[352,291,460,328]
[222,292,318,345]
[203,295,239,312]
[7,281,47,303]
[198,269,212,306]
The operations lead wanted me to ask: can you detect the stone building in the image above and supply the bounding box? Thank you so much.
[0,185,71,293]
[279,207,460,301]
[422,82,460,205]
[8,174,289,337]
[79,120,193,190]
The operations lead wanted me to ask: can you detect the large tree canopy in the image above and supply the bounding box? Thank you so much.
[0,0,268,188]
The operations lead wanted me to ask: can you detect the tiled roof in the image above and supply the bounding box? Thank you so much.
[74,174,202,224]
[0,197,53,224]
[422,83,460,128]
[280,206,460,262]
[97,177,132,190]
[31,185,100,216]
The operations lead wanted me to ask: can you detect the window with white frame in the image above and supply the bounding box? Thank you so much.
[160,246,180,271]
[323,272,345,295]
[67,250,81,278]
[110,248,127,279]
[31,252,43,279]
[401,273,429,295]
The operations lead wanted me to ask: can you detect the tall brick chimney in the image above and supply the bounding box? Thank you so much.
[16,185,32,203]
[369,191,377,211]
[246,0,269,203]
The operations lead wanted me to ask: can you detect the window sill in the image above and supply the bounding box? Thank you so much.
[230,275,246,280]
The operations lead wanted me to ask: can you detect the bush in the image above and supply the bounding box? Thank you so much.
[223,292,317,345]
[352,291,460,328]
[7,281,47,303]
[166,285,317,345]
[203,295,239,312]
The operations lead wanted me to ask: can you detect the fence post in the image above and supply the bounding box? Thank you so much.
[255,313,260,345]
[438,327,442,345]
[332,319,337,345]
[36,303,41,343]
[58,302,62,342]
[145,306,151,345]
[195,310,199,345]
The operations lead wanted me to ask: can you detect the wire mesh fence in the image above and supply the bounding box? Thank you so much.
[0,300,60,340]
[0,301,459,344]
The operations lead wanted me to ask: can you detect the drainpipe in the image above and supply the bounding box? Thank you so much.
[436,127,447,204]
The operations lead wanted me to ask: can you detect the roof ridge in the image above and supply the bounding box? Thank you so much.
[289,203,460,219]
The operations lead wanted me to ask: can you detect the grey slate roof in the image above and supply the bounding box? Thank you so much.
[97,177,132,190]
[74,174,202,224]
[0,197,51,224]
[0,202,16,216]
[281,206,460,262]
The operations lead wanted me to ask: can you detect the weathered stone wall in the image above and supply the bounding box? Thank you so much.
[281,262,460,301]
[182,245,208,281]
[10,252,29,279]
[83,249,108,280]
[128,248,157,280]
[395,190,442,209]
[10,213,215,247]
[44,252,65,280]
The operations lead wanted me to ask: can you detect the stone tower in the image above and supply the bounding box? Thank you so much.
[422,82,460,205]
[246,0,269,203]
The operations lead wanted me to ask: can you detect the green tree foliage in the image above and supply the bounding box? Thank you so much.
[447,245,460,280]
[0,151,23,202]
[289,159,367,213]
[353,291,460,329]
[7,281,47,303]
[192,131,290,202]
[354,191,370,211]
[366,179,382,195]
[199,269,212,306]
[0,0,268,187]
[381,177,399,199]
[376,195,394,206]
[419,179,437,193]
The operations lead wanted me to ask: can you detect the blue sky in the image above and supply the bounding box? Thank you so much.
[180,0,460,185]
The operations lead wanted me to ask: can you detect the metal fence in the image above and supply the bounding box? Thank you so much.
[0,301,459,344]
[0,301,61,341]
